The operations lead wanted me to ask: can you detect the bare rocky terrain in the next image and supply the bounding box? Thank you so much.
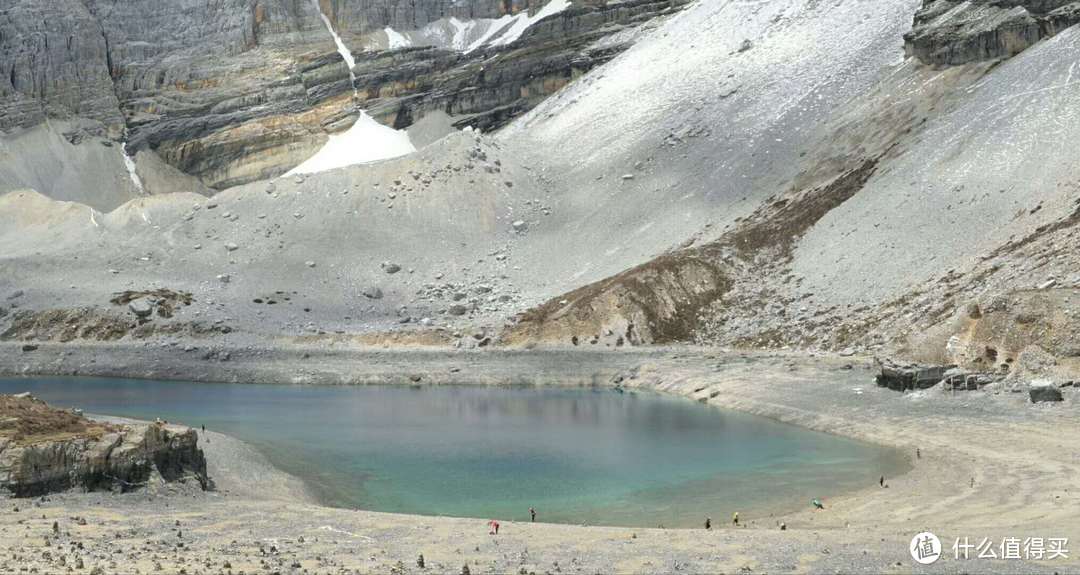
[3,1,1080,380]
[3,0,1080,571]
[1,349,1078,574]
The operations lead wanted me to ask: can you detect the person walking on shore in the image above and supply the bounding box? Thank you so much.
[732,512,739,526]
[529,507,536,522]
[705,517,711,530]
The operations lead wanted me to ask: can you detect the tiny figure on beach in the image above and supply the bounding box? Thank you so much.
[732,512,739,526]
[488,520,500,535]
[779,522,787,531]
[705,517,711,530]
[812,498,825,510]
[879,475,884,487]
[916,447,921,459]
[529,507,536,522]
[201,424,205,432]
[970,477,975,488]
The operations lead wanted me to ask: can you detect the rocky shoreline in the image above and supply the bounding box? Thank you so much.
[0,394,207,498]
[1,341,1078,573]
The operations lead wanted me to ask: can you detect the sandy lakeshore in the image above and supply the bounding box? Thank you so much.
[1,343,1079,574]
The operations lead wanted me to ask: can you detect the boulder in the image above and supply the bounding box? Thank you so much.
[1030,383,1064,403]
[875,358,954,391]
[448,304,468,316]
[362,287,384,300]
[511,220,528,232]
[382,262,402,274]
[128,298,154,318]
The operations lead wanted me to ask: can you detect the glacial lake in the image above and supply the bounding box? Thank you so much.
[0,377,907,527]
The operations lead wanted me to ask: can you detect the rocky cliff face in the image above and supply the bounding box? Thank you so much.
[0,1,123,134]
[0,0,685,192]
[0,395,207,497]
[905,0,1080,65]
[360,0,688,132]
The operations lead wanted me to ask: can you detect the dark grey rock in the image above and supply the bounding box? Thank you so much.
[128,299,154,318]
[448,304,469,316]
[1030,384,1064,403]
[904,0,1080,66]
[875,358,954,391]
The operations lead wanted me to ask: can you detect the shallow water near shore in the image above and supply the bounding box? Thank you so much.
[0,376,907,527]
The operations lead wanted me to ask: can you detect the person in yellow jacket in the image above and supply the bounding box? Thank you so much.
[732,512,739,526]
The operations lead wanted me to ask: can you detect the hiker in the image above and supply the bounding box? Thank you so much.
[879,475,884,487]
[732,512,739,526]
[201,424,205,432]
[780,522,787,531]
[916,448,921,459]
[488,520,500,535]
[529,507,536,522]
[812,498,825,510]
[705,517,711,530]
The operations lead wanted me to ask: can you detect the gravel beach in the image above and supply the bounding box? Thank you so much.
[1,343,1078,574]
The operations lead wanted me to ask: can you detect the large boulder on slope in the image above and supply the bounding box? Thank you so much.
[1029,381,1064,403]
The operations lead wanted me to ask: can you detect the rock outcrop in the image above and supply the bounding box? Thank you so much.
[904,0,1080,66]
[1029,381,1064,402]
[0,1,123,134]
[874,359,955,392]
[0,394,208,497]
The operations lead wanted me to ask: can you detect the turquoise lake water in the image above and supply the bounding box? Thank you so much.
[0,376,907,527]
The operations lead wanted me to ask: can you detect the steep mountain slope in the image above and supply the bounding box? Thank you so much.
[0,0,685,211]
[2,0,1079,380]
[505,0,1080,365]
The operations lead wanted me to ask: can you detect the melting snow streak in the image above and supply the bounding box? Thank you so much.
[121,143,145,194]
[290,1,416,175]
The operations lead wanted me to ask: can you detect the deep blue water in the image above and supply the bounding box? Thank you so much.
[0,376,906,527]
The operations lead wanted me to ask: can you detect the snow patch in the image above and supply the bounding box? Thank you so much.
[285,112,416,176]
[293,1,416,174]
[121,143,145,194]
[385,26,411,50]
[448,17,476,51]
[310,0,356,86]
[465,0,571,53]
